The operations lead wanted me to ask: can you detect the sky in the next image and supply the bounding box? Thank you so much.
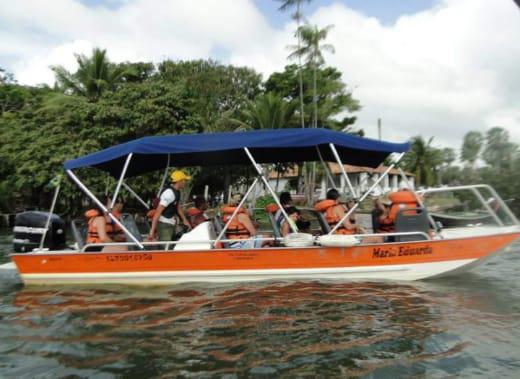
[1,0,520,150]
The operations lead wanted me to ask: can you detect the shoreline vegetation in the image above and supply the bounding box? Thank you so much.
[1,1,519,217]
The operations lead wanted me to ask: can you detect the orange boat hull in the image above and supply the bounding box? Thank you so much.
[10,231,520,285]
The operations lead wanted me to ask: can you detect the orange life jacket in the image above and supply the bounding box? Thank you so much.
[85,209,124,244]
[314,200,355,235]
[377,191,419,233]
[221,206,250,239]
[186,207,202,217]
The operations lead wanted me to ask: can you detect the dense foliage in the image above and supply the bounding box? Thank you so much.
[0,49,361,214]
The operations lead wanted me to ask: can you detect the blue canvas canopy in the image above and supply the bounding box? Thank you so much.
[64,128,409,178]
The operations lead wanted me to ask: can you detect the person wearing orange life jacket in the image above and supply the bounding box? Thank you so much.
[315,189,359,235]
[221,194,265,248]
[85,197,127,252]
[186,196,209,228]
[375,189,419,233]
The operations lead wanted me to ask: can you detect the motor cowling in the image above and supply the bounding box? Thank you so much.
[13,211,66,253]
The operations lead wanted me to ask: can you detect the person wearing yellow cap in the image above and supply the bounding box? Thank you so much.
[148,170,192,241]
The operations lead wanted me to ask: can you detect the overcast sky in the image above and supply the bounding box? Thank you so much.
[1,0,519,150]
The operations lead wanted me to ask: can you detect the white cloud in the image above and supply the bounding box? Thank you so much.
[1,0,519,149]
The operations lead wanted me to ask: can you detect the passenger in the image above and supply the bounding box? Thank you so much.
[315,189,359,235]
[146,198,160,224]
[375,189,419,233]
[85,197,127,252]
[315,189,382,243]
[274,192,293,229]
[221,194,266,248]
[148,170,192,241]
[186,196,209,228]
[280,206,301,237]
[374,196,394,233]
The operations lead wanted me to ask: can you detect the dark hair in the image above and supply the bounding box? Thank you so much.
[194,196,206,208]
[326,188,340,200]
[280,192,292,206]
[286,206,300,216]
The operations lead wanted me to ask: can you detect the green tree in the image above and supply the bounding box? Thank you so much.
[51,47,126,101]
[482,127,517,171]
[460,131,483,166]
[229,92,297,130]
[278,0,312,128]
[265,64,360,131]
[290,23,335,128]
[158,59,262,132]
[402,136,443,187]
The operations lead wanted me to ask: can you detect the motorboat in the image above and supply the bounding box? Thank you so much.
[8,128,520,285]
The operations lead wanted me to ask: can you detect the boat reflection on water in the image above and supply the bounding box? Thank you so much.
[3,280,497,377]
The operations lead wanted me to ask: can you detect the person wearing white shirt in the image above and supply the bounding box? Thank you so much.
[148,170,192,241]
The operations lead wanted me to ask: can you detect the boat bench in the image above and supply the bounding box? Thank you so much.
[395,207,430,241]
[71,213,145,251]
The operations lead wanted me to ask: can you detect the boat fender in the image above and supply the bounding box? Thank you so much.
[283,233,314,247]
[317,234,360,247]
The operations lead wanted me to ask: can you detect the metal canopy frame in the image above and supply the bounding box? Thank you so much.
[66,147,301,250]
[328,152,406,234]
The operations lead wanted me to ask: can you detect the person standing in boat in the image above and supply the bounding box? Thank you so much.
[148,170,192,241]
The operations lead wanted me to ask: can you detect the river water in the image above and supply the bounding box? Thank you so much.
[1,227,520,378]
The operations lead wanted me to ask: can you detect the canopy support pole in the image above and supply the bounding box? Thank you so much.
[214,177,260,246]
[329,143,357,198]
[122,182,149,210]
[397,168,444,236]
[316,146,337,189]
[157,154,171,197]
[244,148,297,233]
[329,153,405,234]
[66,169,144,249]
[38,180,61,251]
[111,153,133,208]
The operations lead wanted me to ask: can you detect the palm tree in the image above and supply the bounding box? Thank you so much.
[402,136,443,187]
[229,92,297,130]
[460,131,483,167]
[290,24,335,128]
[278,0,312,128]
[51,48,125,101]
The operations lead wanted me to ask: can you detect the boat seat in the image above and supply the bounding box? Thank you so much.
[71,219,87,250]
[395,207,430,242]
[212,215,230,249]
[266,212,282,239]
[298,208,330,235]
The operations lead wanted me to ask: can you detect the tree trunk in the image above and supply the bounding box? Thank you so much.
[313,64,318,128]
[297,2,305,129]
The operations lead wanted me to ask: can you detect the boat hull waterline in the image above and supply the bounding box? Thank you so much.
[10,231,520,285]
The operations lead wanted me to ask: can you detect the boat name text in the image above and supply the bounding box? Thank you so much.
[372,245,433,258]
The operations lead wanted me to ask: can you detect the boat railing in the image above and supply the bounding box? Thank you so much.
[75,231,431,253]
[418,184,519,226]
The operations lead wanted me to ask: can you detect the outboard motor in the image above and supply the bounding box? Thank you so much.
[13,211,66,253]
